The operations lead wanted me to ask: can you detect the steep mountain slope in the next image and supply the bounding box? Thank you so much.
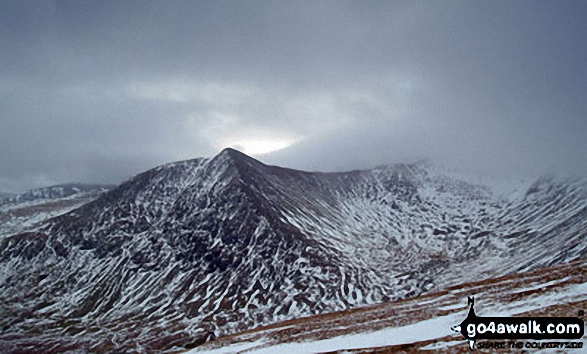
[190,258,586,354]
[1,149,585,353]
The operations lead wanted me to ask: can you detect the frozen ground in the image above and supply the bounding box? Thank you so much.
[191,259,586,354]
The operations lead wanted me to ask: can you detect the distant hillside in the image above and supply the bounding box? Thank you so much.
[0,183,114,239]
[0,183,114,206]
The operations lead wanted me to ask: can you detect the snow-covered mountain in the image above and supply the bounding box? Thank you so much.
[0,183,113,207]
[1,148,585,353]
[191,258,587,354]
[0,184,113,239]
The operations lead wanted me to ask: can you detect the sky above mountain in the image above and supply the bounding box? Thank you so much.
[1,0,586,192]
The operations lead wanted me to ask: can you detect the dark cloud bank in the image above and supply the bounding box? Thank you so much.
[1,1,586,192]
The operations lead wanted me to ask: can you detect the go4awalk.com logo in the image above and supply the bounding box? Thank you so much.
[451,297,584,350]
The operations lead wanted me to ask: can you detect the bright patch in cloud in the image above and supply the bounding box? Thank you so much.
[230,138,299,156]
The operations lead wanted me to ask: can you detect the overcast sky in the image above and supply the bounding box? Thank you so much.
[1,1,586,192]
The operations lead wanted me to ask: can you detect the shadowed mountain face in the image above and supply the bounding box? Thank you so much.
[1,149,586,353]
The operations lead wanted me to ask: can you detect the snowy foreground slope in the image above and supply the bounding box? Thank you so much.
[0,148,586,353]
[190,259,586,354]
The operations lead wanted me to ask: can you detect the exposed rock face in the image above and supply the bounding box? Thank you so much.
[1,148,585,353]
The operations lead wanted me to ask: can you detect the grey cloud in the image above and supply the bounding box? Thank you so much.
[1,0,586,192]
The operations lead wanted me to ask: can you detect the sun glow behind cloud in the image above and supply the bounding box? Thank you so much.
[152,79,396,161]
[229,138,299,156]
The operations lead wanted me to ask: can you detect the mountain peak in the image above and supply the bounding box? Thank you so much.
[217,147,251,159]
[2,149,586,354]
[212,147,266,170]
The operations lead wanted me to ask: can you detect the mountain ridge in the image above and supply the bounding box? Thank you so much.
[1,149,585,353]
[0,183,113,240]
[0,183,114,206]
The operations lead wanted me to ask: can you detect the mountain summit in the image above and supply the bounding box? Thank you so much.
[1,149,586,353]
